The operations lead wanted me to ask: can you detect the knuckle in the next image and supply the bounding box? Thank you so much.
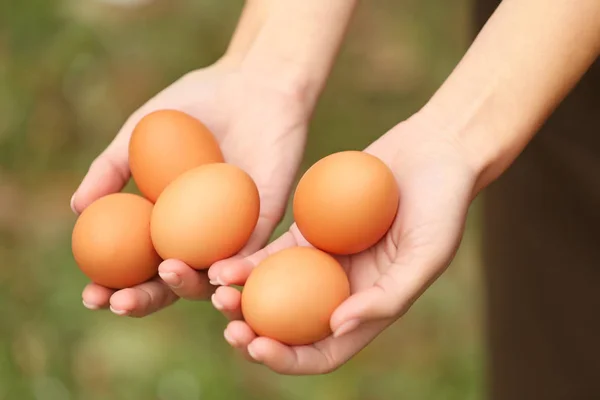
[320,353,338,374]
[180,282,212,301]
[373,278,399,315]
[320,363,340,375]
[313,345,341,375]
[88,153,129,183]
[374,274,410,318]
[88,156,107,173]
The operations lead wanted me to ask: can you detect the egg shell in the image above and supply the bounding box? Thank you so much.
[150,163,260,270]
[293,151,399,255]
[128,109,224,203]
[71,193,161,289]
[241,247,350,346]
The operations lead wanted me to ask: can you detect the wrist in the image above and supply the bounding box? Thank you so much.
[419,85,556,196]
[413,102,505,194]
[414,0,600,194]
[240,0,358,115]
[220,0,271,70]
[240,56,320,112]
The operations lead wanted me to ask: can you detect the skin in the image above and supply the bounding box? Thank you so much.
[73,0,356,316]
[73,0,600,374]
[74,62,307,316]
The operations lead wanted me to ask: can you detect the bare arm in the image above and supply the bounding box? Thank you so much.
[240,0,358,110]
[222,0,270,64]
[77,0,359,315]
[212,0,600,375]
[421,0,600,192]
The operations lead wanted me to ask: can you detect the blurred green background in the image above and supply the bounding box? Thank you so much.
[0,0,486,399]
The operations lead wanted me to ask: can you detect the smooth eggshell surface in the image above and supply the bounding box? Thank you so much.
[71,193,161,289]
[293,151,399,255]
[150,163,260,270]
[129,109,224,202]
[241,247,350,346]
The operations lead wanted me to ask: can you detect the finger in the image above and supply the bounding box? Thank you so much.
[211,285,243,321]
[71,112,143,214]
[246,337,338,375]
[330,226,463,335]
[223,320,258,363]
[158,259,215,300]
[208,257,252,287]
[208,226,305,286]
[247,320,389,375]
[238,215,281,256]
[329,261,425,335]
[71,143,130,214]
[207,215,283,284]
[330,173,472,335]
[82,283,115,310]
[109,277,179,317]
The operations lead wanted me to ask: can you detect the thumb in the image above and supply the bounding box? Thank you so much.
[329,158,475,337]
[208,225,306,287]
[71,117,137,214]
[330,217,467,338]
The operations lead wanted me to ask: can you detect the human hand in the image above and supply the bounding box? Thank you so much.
[72,59,309,317]
[208,114,479,374]
[72,0,361,317]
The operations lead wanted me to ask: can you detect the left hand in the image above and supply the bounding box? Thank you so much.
[73,61,309,317]
[208,114,480,374]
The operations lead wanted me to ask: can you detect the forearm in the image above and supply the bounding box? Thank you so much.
[419,0,600,191]
[223,0,272,65]
[240,0,358,110]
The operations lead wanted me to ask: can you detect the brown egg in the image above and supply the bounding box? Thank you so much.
[129,109,224,202]
[241,247,350,346]
[71,193,161,289]
[151,163,260,270]
[293,151,399,255]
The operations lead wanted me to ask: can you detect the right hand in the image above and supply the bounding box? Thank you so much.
[208,115,478,374]
[72,57,310,317]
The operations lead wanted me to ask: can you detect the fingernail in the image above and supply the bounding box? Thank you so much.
[159,272,182,288]
[247,343,260,361]
[224,330,238,347]
[209,276,226,286]
[333,319,360,338]
[82,300,99,310]
[211,294,224,311]
[70,194,78,215]
[110,305,129,316]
